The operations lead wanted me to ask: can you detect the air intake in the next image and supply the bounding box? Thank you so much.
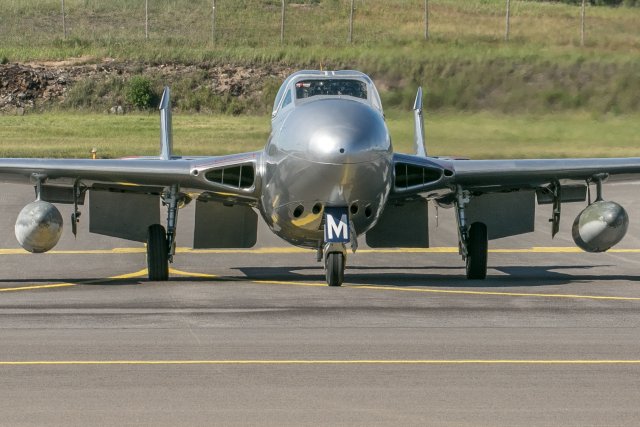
[394,163,442,190]
[205,164,255,190]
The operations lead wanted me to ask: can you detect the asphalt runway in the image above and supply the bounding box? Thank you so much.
[1,183,640,426]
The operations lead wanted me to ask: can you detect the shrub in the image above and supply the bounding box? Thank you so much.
[126,76,156,110]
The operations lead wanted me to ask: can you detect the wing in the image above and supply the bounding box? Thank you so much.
[0,152,263,204]
[391,154,640,199]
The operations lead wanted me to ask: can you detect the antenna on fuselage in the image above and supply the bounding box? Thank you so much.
[413,87,427,157]
[159,87,173,160]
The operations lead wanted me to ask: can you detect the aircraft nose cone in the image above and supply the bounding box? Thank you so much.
[284,99,391,164]
[309,125,364,161]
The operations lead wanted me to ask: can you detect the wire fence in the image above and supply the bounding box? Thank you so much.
[0,0,636,50]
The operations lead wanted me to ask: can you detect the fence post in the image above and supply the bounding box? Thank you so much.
[212,0,216,44]
[145,0,149,40]
[348,0,354,44]
[281,0,286,44]
[581,0,586,47]
[505,0,511,41]
[424,0,429,41]
[61,0,67,40]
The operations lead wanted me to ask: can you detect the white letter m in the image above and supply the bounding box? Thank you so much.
[326,213,348,241]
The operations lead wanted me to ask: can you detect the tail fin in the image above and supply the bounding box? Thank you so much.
[413,87,427,157]
[159,87,173,160]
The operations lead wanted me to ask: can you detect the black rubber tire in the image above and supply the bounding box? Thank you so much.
[147,224,169,281]
[325,252,345,287]
[466,222,488,280]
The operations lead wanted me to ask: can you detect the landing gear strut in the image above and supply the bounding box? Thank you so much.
[455,186,488,280]
[323,243,346,286]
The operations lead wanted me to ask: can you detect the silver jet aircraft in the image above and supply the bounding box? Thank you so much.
[3,70,639,286]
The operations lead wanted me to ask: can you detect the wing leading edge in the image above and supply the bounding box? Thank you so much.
[390,154,640,199]
[0,152,263,203]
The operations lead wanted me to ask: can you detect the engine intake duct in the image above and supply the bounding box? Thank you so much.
[205,163,255,190]
[394,162,443,190]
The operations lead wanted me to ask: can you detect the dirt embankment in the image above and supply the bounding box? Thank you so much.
[0,60,292,114]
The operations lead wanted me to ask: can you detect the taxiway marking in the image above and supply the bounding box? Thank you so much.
[0,269,149,292]
[0,246,639,256]
[2,267,640,302]
[1,359,640,366]
[251,279,640,301]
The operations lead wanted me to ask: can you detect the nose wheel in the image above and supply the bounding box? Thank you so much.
[325,252,345,287]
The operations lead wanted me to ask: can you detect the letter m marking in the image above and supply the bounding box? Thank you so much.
[324,208,350,243]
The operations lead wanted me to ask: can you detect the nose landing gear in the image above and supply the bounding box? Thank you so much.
[322,242,347,287]
[325,252,345,286]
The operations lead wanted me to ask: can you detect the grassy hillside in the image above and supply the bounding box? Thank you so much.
[2,0,638,58]
[0,0,639,114]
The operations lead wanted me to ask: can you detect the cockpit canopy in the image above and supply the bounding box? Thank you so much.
[295,79,367,100]
[272,70,383,119]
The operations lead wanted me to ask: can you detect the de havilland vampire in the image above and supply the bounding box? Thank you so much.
[3,70,639,286]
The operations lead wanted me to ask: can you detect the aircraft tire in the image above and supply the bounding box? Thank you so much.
[147,224,169,281]
[466,222,488,280]
[325,252,344,287]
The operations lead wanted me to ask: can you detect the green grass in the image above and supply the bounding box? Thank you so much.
[1,1,639,115]
[1,111,638,159]
[1,0,638,60]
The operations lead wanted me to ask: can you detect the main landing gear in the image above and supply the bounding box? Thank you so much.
[455,186,488,280]
[146,185,180,281]
[147,224,169,281]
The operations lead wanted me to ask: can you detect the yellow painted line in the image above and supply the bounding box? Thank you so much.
[246,278,640,301]
[0,248,147,255]
[2,265,639,302]
[254,279,327,288]
[0,282,78,293]
[105,269,149,280]
[169,268,218,279]
[0,269,149,293]
[1,360,640,366]
[349,284,640,301]
[1,246,640,256]
[174,247,311,254]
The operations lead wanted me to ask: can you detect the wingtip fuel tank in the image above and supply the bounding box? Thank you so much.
[572,200,629,253]
[15,200,63,253]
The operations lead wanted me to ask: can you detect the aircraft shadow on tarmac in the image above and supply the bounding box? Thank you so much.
[1,264,638,289]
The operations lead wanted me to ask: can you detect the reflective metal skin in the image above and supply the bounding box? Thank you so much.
[261,95,392,247]
[1,69,640,284]
[15,200,63,253]
[572,200,629,252]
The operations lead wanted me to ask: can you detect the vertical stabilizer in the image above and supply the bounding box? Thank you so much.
[413,87,427,157]
[159,87,173,160]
